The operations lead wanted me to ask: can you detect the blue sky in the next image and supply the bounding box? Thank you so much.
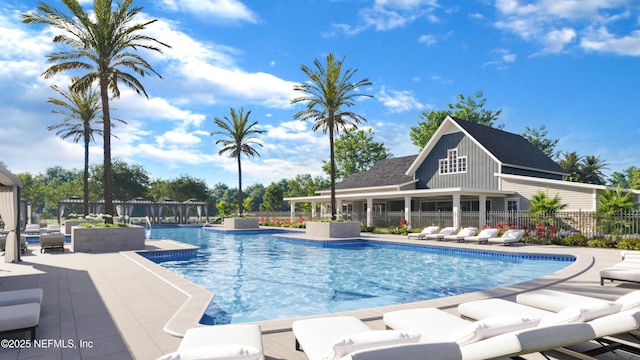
[1,0,639,189]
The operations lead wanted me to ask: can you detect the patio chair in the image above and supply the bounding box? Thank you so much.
[157,324,264,360]
[442,227,478,242]
[516,289,640,313]
[487,229,526,246]
[45,224,61,234]
[463,228,500,243]
[1,234,27,253]
[423,226,458,241]
[407,226,439,240]
[24,224,41,235]
[39,233,65,253]
[293,315,460,360]
[600,254,640,285]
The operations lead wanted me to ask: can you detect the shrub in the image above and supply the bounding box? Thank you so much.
[587,238,615,248]
[559,233,588,247]
[616,237,640,250]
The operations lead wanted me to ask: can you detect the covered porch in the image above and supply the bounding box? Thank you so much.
[285,188,515,229]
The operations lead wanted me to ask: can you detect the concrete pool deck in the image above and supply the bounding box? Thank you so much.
[0,231,639,359]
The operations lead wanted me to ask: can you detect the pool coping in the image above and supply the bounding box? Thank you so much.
[121,232,595,337]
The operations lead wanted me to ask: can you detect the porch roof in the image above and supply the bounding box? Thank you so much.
[285,187,514,203]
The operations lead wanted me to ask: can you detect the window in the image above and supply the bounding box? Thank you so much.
[439,148,467,175]
[506,198,519,211]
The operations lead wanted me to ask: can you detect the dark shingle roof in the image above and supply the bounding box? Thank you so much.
[335,155,417,190]
[452,117,567,174]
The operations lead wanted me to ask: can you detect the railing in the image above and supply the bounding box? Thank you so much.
[253,210,640,238]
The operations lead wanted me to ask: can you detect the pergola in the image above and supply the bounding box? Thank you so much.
[0,164,22,263]
[56,196,209,225]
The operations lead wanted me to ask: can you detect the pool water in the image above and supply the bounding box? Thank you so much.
[147,227,571,325]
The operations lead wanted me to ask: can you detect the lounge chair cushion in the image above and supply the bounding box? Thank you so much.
[540,301,622,326]
[616,290,640,311]
[348,342,462,360]
[0,288,43,307]
[158,344,262,360]
[447,316,540,345]
[323,330,420,360]
[0,303,40,333]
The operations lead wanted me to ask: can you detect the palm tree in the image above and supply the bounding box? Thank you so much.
[597,187,638,214]
[557,151,583,181]
[292,53,372,220]
[529,189,568,214]
[211,108,264,216]
[23,0,169,221]
[47,78,102,217]
[580,155,608,185]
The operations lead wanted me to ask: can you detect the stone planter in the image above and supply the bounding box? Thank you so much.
[306,221,361,238]
[223,218,260,230]
[71,226,145,253]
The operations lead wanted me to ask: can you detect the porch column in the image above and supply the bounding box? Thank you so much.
[336,199,343,220]
[404,195,411,226]
[366,197,373,227]
[311,201,317,221]
[478,195,487,228]
[290,201,295,222]
[452,193,461,229]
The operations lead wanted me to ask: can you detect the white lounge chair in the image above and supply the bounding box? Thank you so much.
[487,229,526,246]
[442,227,478,242]
[0,288,43,307]
[600,254,640,285]
[516,289,640,313]
[157,324,265,360]
[382,307,603,360]
[383,308,539,345]
[293,316,459,360]
[407,226,439,240]
[423,226,458,241]
[0,235,27,253]
[463,228,500,243]
[457,297,640,359]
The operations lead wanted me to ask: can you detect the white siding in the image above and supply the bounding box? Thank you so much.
[501,178,596,211]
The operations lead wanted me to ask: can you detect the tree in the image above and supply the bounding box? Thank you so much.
[23,0,170,222]
[292,53,372,220]
[244,184,265,212]
[211,107,264,216]
[522,125,559,159]
[321,128,391,181]
[529,190,567,214]
[557,151,583,182]
[260,182,284,212]
[579,155,608,185]
[286,174,330,212]
[410,90,502,148]
[598,187,638,214]
[91,160,150,202]
[47,77,106,216]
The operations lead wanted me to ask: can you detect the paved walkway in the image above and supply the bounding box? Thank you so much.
[0,234,639,359]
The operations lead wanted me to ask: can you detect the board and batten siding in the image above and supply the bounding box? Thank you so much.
[501,177,596,211]
[416,132,499,190]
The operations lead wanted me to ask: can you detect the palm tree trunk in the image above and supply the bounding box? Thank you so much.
[237,155,243,216]
[329,126,337,220]
[100,78,113,223]
[83,132,90,217]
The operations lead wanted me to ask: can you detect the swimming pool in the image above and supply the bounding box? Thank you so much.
[146,227,572,325]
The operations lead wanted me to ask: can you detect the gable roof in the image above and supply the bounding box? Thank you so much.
[334,155,417,190]
[407,116,568,176]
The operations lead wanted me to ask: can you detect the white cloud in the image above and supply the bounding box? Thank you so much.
[494,0,634,55]
[418,34,436,46]
[542,27,576,53]
[581,27,640,55]
[160,0,258,23]
[378,87,425,113]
